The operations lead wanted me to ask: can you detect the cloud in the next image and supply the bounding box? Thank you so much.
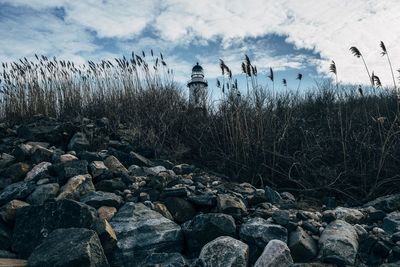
[1,0,400,85]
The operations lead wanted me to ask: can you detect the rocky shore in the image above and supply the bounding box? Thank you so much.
[0,117,399,266]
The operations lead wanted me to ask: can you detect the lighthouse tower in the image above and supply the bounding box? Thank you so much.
[187,62,208,109]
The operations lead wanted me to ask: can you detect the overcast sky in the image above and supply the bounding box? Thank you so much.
[1,0,400,91]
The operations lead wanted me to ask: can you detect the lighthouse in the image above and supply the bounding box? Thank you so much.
[187,62,208,109]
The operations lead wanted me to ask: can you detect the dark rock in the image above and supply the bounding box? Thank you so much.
[129,151,155,167]
[3,162,30,183]
[239,217,288,263]
[188,193,217,208]
[49,160,88,184]
[24,162,51,182]
[104,155,128,174]
[0,220,11,250]
[28,228,109,267]
[80,191,123,209]
[173,164,195,175]
[216,194,247,219]
[153,202,174,221]
[95,178,126,192]
[384,211,400,234]
[302,221,320,235]
[161,187,189,198]
[289,227,318,262]
[364,194,400,213]
[182,213,237,257]
[0,250,17,259]
[79,151,103,162]
[264,186,282,204]
[0,153,15,169]
[89,161,112,182]
[272,210,290,226]
[199,236,249,267]
[164,197,196,223]
[254,239,293,267]
[26,183,59,205]
[0,181,36,206]
[110,202,183,266]
[323,196,337,209]
[12,199,97,258]
[68,132,90,152]
[318,220,359,266]
[144,253,187,267]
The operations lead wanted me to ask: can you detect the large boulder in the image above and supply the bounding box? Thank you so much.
[80,191,123,209]
[318,220,359,266]
[28,228,109,267]
[199,236,249,267]
[110,202,183,266]
[56,174,95,200]
[12,199,97,258]
[254,239,293,267]
[0,181,36,206]
[288,227,318,262]
[182,213,237,257]
[239,217,288,263]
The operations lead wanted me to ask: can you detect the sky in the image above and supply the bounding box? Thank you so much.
[1,0,400,93]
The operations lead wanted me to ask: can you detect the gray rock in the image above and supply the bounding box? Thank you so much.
[129,151,155,167]
[12,199,97,258]
[272,210,290,226]
[0,220,11,250]
[239,217,288,263]
[318,220,359,266]
[216,194,247,219]
[172,164,195,175]
[110,202,183,266]
[0,181,36,206]
[89,161,111,181]
[0,199,29,223]
[265,186,282,204]
[26,183,59,205]
[188,193,217,208]
[383,211,400,234]
[3,162,30,182]
[182,213,237,257]
[92,219,117,255]
[332,207,366,224]
[68,132,90,152]
[24,162,51,182]
[28,228,109,267]
[364,194,400,213]
[199,236,249,267]
[49,160,88,185]
[80,191,123,209]
[104,156,128,174]
[288,227,318,262]
[254,239,293,267]
[0,153,15,169]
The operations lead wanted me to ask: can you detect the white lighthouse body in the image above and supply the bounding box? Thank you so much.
[187,62,208,109]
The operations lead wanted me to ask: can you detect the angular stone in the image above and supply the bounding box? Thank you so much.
[188,193,217,208]
[110,202,183,266]
[289,227,318,262]
[3,162,30,182]
[28,228,109,267]
[164,197,196,224]
[144,253,187,267]
[92,219,117,255]
[56,174,95,200]
[383,211,400,234]
[104,156,127,174]
[265,186,282,204]
[216,194,247,219]
[254,239,293,267]
[172,164,195,175]
[182,213,237,257]
[12,199,97,258]
[0,200,29,223]
[89,161,111,181]
[272,210,290,226]
[318,220,359,266]
[0,259,27,267]
[80,191,123,209]
[26,183,59,205]
[332,207,365,224]
[59,153,78,163]
[239,217,288,263]
[0,181,36,206]
[98,206,117,221]
[68,132,90,152]
[153,202,174,221]
[95,178,126,192]
[31,145,53,164]
[364,194,400,213]
[0,153,16,169]
[129,151,155,167]
[199,236,249,267]
[24,162,51,182]
[49,160,88,185]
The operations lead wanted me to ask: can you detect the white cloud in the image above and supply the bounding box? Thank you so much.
[1,0,400,85]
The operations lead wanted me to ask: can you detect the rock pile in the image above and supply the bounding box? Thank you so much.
[0,117,399,266]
